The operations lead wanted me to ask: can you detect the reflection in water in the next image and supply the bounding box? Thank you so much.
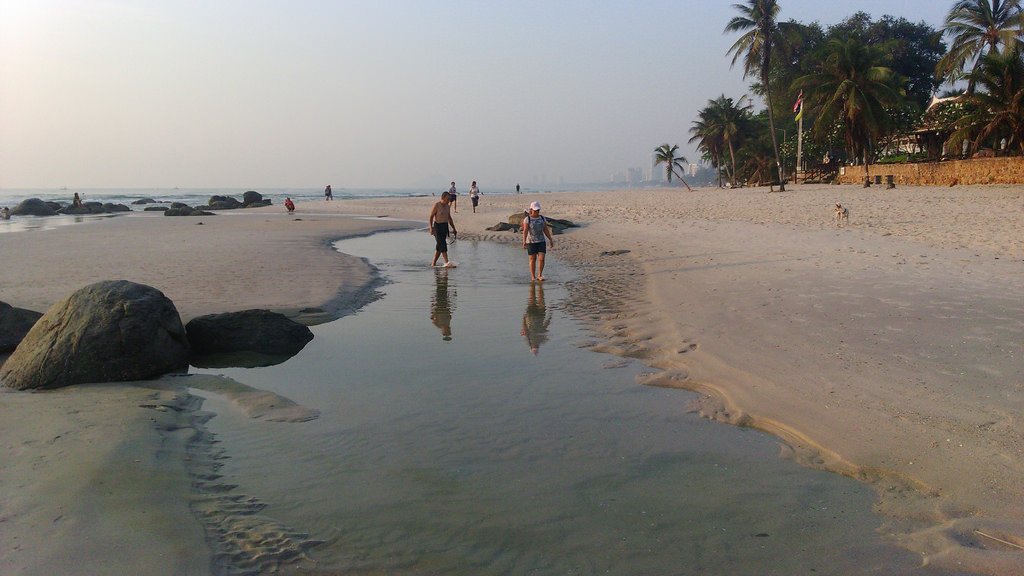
[521,282,552,354]
[430,269,455,341]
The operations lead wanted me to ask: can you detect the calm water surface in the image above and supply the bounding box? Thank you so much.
[192,231,939,575]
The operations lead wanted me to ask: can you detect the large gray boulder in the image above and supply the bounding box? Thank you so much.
[242,191,263,205]
[186,310,313,357]
[11,198,57,216]
[0,281,190,390]
[0,302,43,353]
[206,195,243,210]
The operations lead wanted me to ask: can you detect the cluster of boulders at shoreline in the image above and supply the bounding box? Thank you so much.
[0,280,313,390]
[9,197,131,216]
[156,191,273,216]
[7,191,273,218]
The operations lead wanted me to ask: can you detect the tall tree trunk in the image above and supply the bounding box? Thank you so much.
[764,87,786,191]
[727,140,738,188]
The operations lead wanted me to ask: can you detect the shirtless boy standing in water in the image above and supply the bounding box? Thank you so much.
[428,192,457,267]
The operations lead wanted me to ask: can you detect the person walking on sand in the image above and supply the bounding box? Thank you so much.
[516,183,521,194]
[325,184,333,201]
[469,181,480,213]
[429,192,457,267]
[448,181,458,213]
[522,201,554,281]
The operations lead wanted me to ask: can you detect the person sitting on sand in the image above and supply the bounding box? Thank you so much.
[284,197,295,213]
[428,192,457,267]
[1,207,10,220]
[522,201,554,281]
[72,192,82,208]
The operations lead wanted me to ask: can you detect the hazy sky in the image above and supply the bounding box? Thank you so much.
[1,1,952,190]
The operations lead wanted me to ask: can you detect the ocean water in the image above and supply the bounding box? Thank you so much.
[189,231,943,575]
[0,183,620,212]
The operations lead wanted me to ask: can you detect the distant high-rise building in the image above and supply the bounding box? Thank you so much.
[689,163,697,177]
[628,167,643,186]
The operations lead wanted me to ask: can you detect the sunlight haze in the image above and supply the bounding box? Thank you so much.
[1,1,950,189]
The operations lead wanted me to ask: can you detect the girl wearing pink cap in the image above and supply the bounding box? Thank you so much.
[521,201,554,281]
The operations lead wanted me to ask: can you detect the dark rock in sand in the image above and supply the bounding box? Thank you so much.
[206,195,243,210]
[0,302,43,354]
[57,202,129,215]
[165,206,214,216]
[11,198,58,216]
[144,206,170,212]
[507,212,578,235]
[487,222,515,232]
[170,202,189,209]
[0,280,190,390]
[242,191,263,205]
[186,310,314,359]
[132,198,157,205]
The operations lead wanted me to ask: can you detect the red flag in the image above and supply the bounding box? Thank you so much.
[793,90,804,113]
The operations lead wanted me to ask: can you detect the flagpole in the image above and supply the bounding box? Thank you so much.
[796,101,803,184]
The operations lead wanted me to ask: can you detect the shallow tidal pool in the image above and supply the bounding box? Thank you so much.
[192,230,941,575]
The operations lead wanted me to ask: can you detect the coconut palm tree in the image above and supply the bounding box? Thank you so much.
[725,0,794,191]
[689,117,726,187]
[937,0,1024,92]
[689,95,752,188]
[653,144,692,190]
[793,37,905,183]
[952,47,1024,153]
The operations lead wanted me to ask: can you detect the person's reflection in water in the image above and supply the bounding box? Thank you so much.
[521,282,552,354]
[430,269,455,341]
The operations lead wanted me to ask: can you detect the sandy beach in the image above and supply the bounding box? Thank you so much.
[1,183,1022,574]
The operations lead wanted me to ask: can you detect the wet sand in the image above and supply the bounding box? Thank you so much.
[1,183,1022,574]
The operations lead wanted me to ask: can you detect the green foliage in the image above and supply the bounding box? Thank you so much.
[937,0,1024,91]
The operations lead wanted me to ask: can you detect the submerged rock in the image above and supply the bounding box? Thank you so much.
[0,280,190,390]
[186,309,313,358]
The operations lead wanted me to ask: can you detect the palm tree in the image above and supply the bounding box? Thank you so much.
[952,47,1024,153]
[937,0,1024,92]
[793,37,905,183]
[653,144,692,190]
[725,0,793,191]
[689,95,752,188]
[689,117,726,187]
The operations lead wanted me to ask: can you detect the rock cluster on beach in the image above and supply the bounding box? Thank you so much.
[10,197,130,216]
[6,192,272,218]
[162,191,272,216]
[0,280,315,390]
